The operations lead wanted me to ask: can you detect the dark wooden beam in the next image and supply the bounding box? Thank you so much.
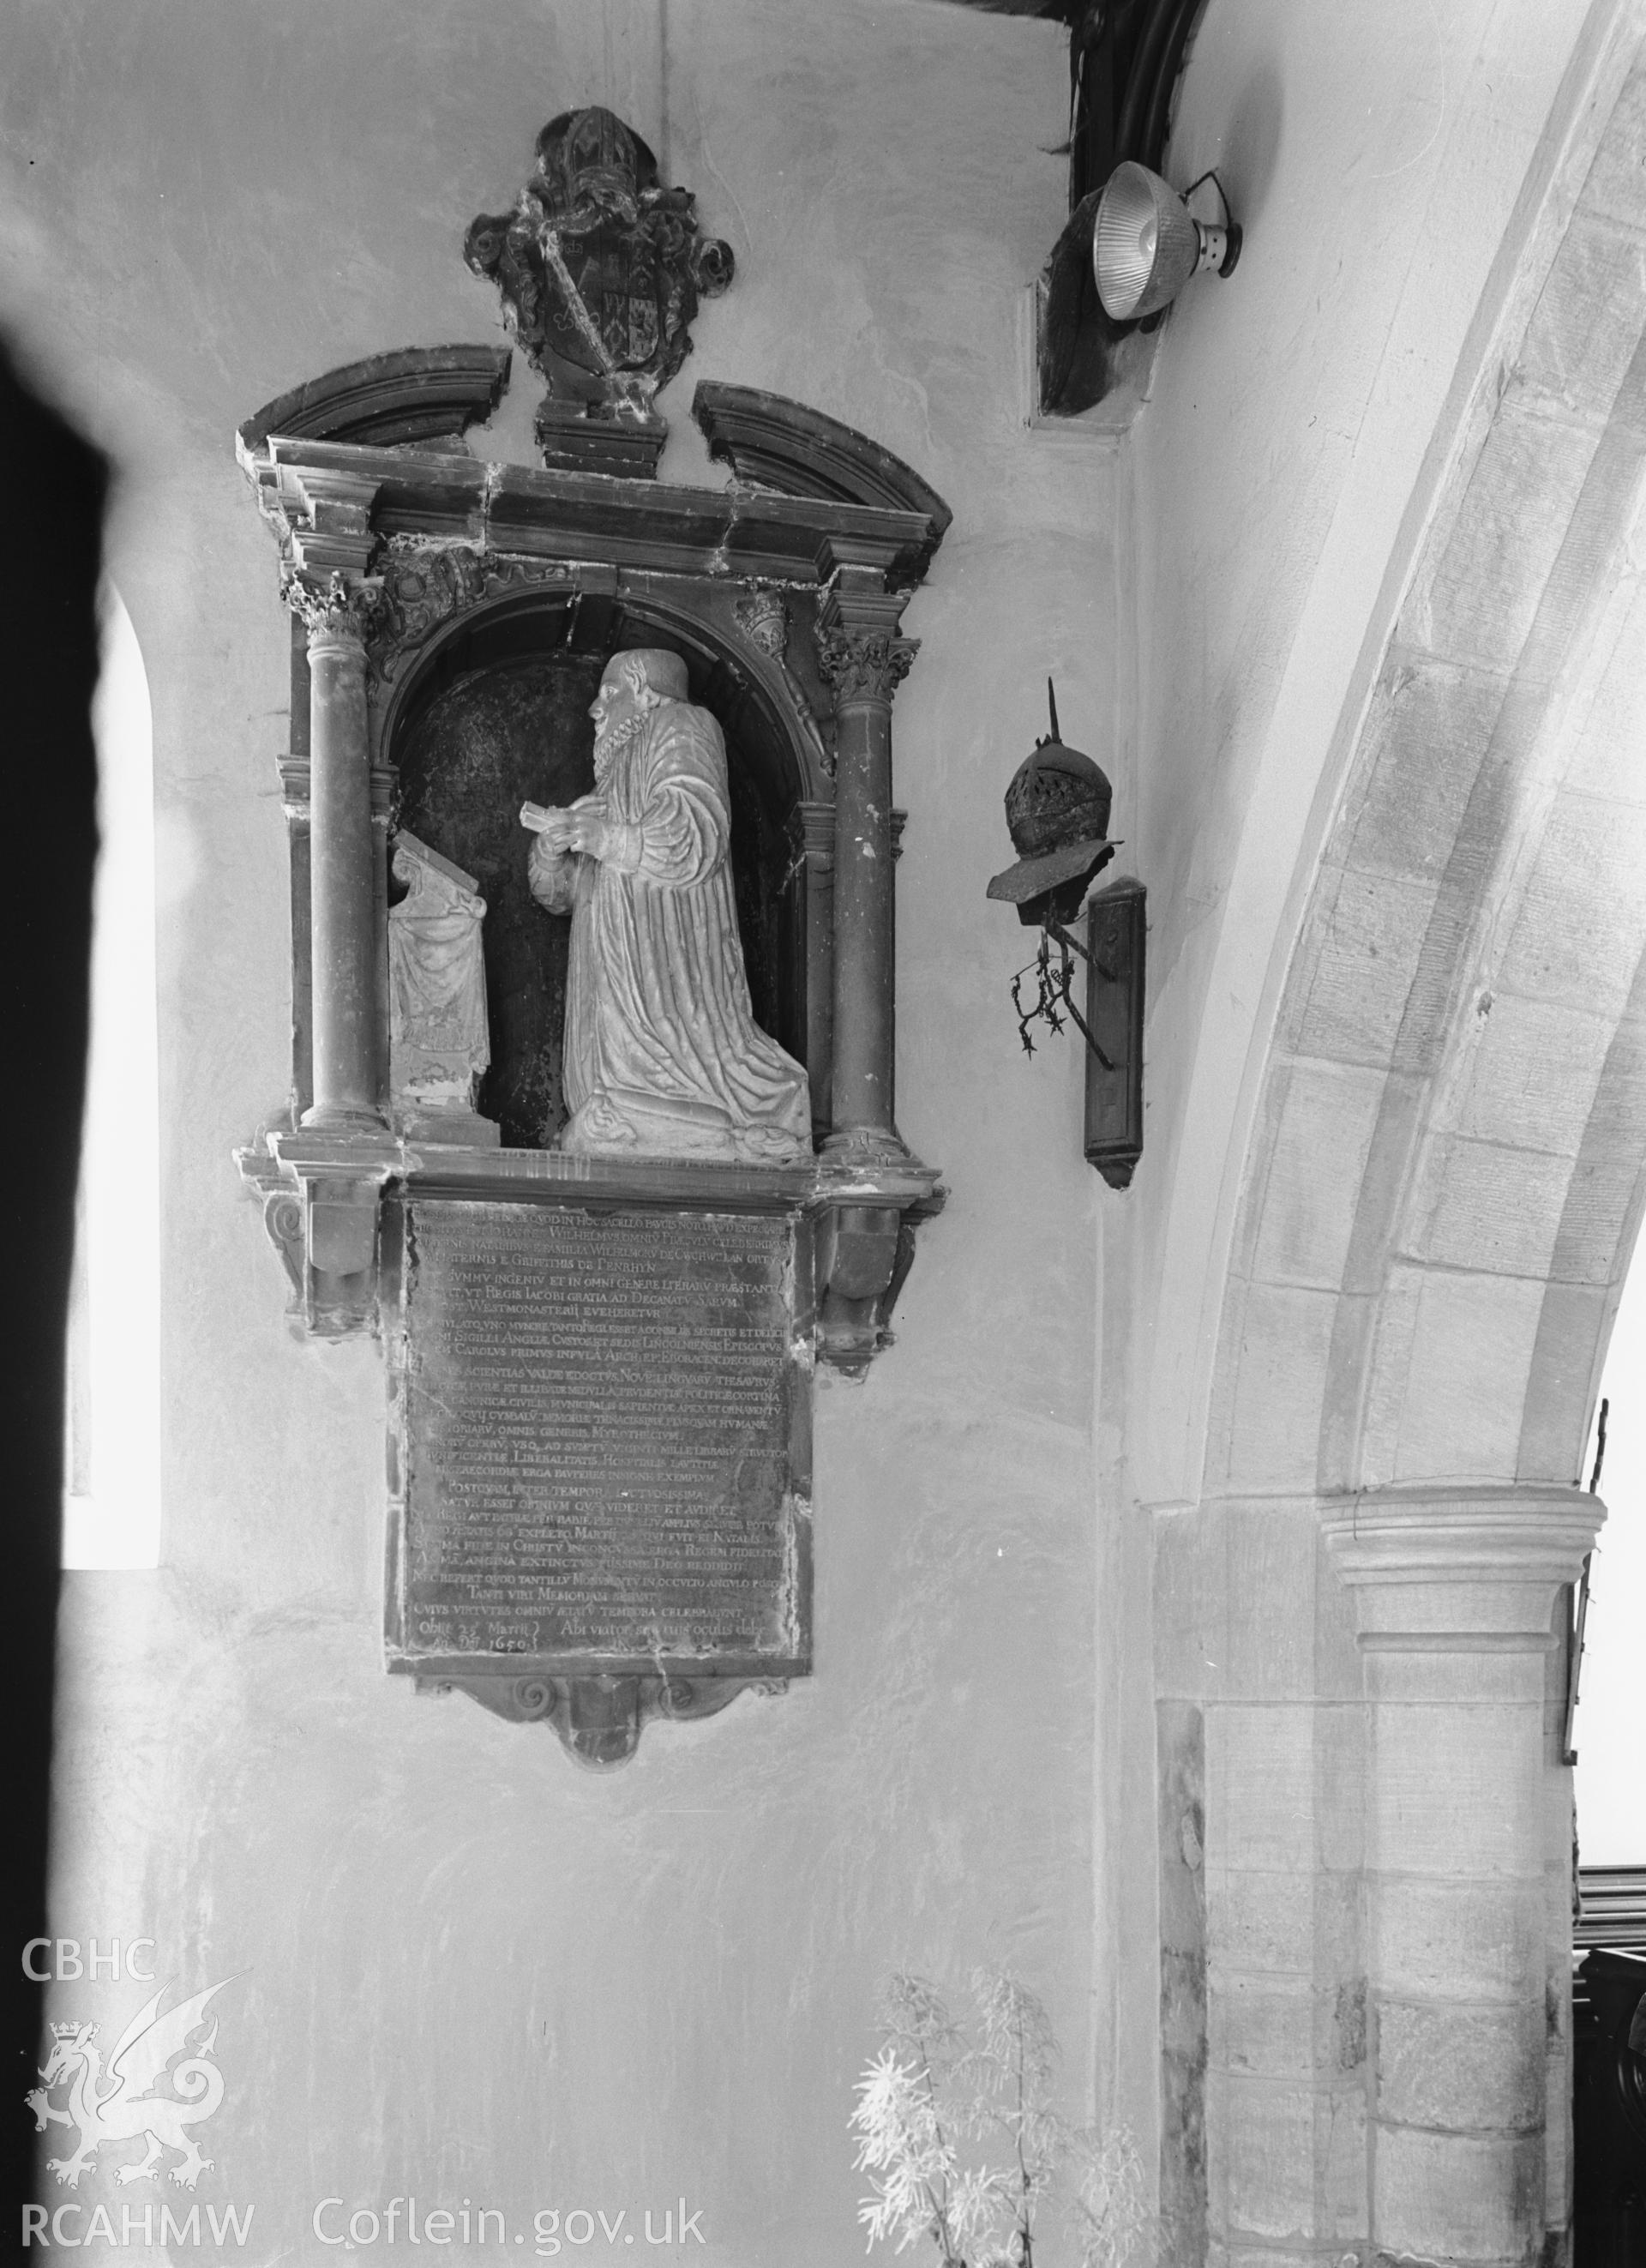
[922,0,1087,18]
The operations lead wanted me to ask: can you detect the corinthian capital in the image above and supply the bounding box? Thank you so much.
[281,569,384,647]
[812,623,919,707]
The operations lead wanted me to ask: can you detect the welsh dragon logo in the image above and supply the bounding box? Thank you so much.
[26,1978,233,2190]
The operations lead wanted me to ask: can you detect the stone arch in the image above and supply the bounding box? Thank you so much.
[1209,258,1646,1501]
[1160,26,1646,2266]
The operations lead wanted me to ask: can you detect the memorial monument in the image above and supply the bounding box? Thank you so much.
[234,103,951,1759]
[523,648,813,1163]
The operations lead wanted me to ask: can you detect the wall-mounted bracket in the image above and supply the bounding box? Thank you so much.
[1081,876,1145,1188]
[238,1128,399,1337]
[1037,0,1209,420]
[233,1141,306,1314]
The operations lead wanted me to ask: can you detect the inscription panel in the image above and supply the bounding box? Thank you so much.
[386,1199,811,1675]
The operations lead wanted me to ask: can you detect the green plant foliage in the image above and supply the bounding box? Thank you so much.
[850,1973,1152,2268]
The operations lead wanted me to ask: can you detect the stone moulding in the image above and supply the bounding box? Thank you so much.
[241,1134,944,1366]
[236,345,513,457]
[693,382,954,570]
[1320,1482,1605,1640]
[243,431,941,588]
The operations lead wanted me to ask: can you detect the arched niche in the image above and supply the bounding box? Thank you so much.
[375,583,820,1147]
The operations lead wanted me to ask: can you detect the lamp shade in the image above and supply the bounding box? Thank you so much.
[1093,161,1237,322]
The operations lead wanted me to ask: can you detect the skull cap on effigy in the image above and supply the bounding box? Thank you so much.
[616,647,692,702]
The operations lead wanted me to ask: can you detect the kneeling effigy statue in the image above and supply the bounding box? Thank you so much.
[523,648,812,1164]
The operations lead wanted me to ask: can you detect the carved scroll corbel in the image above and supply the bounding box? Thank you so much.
[815,1204,904,1375]
[813,1189,944,1376]
[415,1671,771,1768]
[237,1133,401,1339]
[234,1141,306,1314]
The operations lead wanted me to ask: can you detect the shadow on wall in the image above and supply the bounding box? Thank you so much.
[0,334,105,2224]
[1217,57,1283,232]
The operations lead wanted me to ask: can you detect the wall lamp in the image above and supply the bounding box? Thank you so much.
[1093,164,1241,324]
[987,686,1145,1189]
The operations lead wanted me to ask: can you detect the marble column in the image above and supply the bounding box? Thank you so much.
[814,581,916,1162]
[1322,1484,1602,2268]
[789,798,836,1136]
[284,574,386,1131]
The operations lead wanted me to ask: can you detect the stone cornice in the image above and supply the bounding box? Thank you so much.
[240,434,944,592]
[1320,1483,1603,1643]
[258,1128,942,1214]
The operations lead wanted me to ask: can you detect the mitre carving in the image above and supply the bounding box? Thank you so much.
[465,106,734,472]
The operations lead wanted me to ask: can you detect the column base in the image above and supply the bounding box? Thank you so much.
[300,1100,391,1135]
[819,1123,912,1169]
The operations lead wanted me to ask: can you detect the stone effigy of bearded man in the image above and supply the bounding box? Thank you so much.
[525,647,813,1163]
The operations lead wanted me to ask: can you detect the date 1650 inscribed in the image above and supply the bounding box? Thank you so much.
[387,1200,811,1676]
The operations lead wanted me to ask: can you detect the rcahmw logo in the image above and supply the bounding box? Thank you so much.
[21,1968,251,2247]
[21,2201,255,2250]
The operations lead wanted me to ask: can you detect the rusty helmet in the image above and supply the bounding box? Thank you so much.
[986,683,1114,906]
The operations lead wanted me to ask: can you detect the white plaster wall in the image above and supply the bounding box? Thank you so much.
[2,4,1121,2260]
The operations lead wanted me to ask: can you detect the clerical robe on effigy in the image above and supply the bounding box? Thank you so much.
[524,647,813,1164]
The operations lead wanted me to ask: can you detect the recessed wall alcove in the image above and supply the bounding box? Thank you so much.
[382,594,815,1149]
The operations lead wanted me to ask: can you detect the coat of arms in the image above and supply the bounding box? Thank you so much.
[25,1977,233,2190]
[465,106,734,468]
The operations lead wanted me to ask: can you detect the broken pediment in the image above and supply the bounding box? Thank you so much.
[235,344,513,455]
